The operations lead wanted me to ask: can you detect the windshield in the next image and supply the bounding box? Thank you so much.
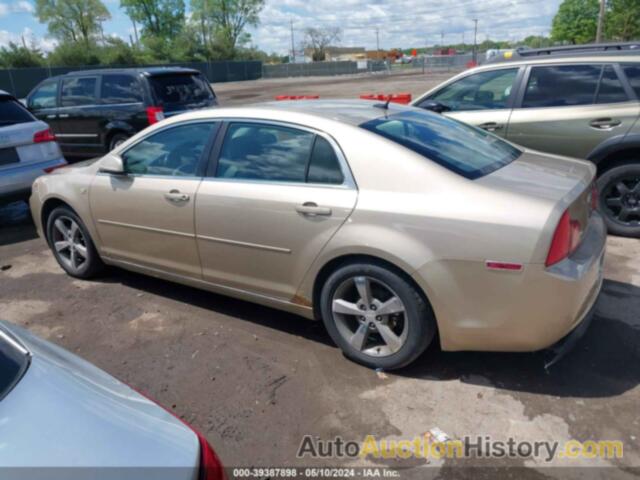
[0,326,30,402]
[360,110,521,179]
[0,98,35,127]
[148,73,215,106]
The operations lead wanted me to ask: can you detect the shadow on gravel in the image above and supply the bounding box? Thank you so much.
[0,201,37,246]
[401,279,640,399]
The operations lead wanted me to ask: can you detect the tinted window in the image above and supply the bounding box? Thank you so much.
[427,68,518,111]
[523,65,600,108]
[596,66,628,104]
[0,328,29,402]
[217,123,314,182]
[308,136,344,184]
[0,98,35,126]
[360,110,521,179]
[621,64,640,98]
[29,80,57,109]
[122,123,217,176]
[149,74,214,105]
[101,74,144,104]
[61,77,97,107]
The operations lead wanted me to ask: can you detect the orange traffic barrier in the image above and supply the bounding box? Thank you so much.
[274,95,320,100]
[359,93,412,104]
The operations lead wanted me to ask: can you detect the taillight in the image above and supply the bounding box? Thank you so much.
[545,210,583,267]
[33,128,56,143]
[591,182,599,211]
[146,106,165,125]
[131,387,226,480]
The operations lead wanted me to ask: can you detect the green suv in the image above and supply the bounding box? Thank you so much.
[413,43,640,238]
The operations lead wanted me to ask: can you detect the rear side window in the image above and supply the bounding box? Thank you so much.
[0,98,35,126]
[29,80,57,109]
[308,136,344,184]
[101,74,144,104]
[61,77,98,107]
[523,65,601,108]
[621,64,640,98]
[0,328,30,402]
[148,74,214,105]
[596,66,628,104]
[360,110,521,180]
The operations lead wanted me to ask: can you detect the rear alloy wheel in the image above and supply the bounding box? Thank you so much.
[320,263,435,370]
[597,163,640,238]
[47,207,103,278]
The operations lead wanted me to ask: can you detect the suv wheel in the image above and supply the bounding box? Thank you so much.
[109,133,129,151]
[320,263,436,370]
[597,163,640,238]
[46,206,104,278]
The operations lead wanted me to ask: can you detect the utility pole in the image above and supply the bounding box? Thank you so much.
[375,27,380,57]
[440,30,444,46]
[596,0,606,43]
[290,19,295,62]
[132,19,139,47]
[473,19,478,63]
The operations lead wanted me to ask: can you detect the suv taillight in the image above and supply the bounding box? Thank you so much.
[545,210,583,267]
[146,106,165,125]
[33,128,56,143]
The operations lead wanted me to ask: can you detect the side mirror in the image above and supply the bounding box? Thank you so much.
[418,100,451,114]
[98,155,126,175]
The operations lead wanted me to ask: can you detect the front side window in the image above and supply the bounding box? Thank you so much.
[101,74,144,104]
[360,110,521,179]
[427,68,518,111]
[621,64,640,98]
[522,65,601,108]
[122,123,217,177]
[29,80,57,110]
[61,77,97,107]
[216,123,315,182]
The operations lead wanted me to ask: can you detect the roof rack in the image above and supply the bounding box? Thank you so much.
[486,42,640,63]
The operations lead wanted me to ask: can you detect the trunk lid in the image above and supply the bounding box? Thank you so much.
[0,120,63,170]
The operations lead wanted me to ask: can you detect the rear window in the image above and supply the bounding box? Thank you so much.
[0,97,35,126]
[621,64,640,98]
[0,328,30,402]
[360,110,521,179]
[148,73,214,106]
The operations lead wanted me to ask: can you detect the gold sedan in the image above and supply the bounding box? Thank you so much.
[30,100,605,369]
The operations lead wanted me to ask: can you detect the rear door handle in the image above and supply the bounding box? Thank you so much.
[164,190,190,203]
[590,118,622,130]
[478,122,503,132]
[45,114,57,119]
[296,202,332,216]
[58,113,70,119]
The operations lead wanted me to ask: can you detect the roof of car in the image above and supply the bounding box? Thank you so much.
[486,42,640,65]
[62,66,201,77]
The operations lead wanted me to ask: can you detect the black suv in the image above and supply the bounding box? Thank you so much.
[25,67,218,158]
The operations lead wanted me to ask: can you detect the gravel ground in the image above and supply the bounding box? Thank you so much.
[1,71,639,479]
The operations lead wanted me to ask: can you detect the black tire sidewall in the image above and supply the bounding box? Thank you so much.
[320,263,435,370]
[597,164,640,238]
[46,206,102,279]
[109,133,129,151]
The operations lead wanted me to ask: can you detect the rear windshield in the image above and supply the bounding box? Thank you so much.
[148,73,215,106]
[0,97,35,127]
[0,328,30,402]
[360,110,521,179]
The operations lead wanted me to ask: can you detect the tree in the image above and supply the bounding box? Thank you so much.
[35,0,110,44]
[606,0,640,41]
[303,27,341,61]
[191,0,264,57]
[0,42,44,68]
[120,0,185,38]
[551,0,600,44]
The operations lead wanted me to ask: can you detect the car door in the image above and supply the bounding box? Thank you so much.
[58,75,103,156]
[90,121,219,277]
[195,121,357,301]
[506,63,640,159]
[414,67,522,137]
[26,78,60,133]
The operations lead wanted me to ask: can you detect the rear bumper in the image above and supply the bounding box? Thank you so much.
[0,157,66,200]
[412,212,606,352]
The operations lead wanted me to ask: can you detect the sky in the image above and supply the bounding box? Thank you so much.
[0,0,562,55]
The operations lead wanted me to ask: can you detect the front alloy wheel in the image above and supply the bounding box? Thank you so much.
[51,216,88,274]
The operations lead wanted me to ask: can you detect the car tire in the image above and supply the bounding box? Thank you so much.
[320,263,436,370]
[597,162,640,238]
[46,206,104,279]
[109,133,129,151]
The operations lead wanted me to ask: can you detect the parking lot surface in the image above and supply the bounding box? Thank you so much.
[1,71,639,478]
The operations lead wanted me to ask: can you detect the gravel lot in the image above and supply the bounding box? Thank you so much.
[1,71,639,478]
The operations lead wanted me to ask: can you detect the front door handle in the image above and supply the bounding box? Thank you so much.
[590,118,622,130]
[164,190,190,203]
[45,114,57,119]
[296,202,332,216]
[478,122,503,132]
[58,113,70,119]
